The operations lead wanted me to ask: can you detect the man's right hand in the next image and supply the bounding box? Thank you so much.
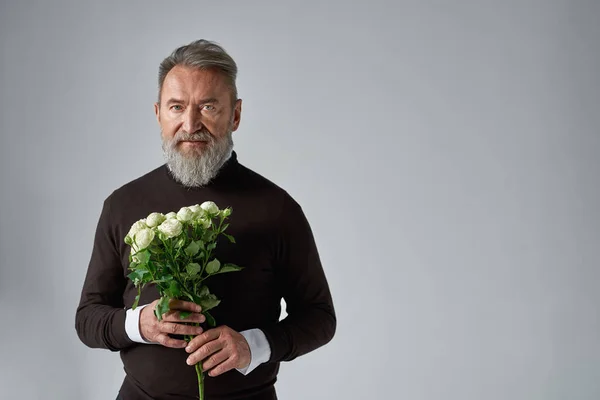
[139,299,206,348]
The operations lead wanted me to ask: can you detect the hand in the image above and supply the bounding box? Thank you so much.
[139,299,206,348]
[185,325,251,377]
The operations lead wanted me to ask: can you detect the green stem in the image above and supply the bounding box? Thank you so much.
[202,218,221,268]
[186,325,205,400]
[195,361,204,400]
[161,238,179,278]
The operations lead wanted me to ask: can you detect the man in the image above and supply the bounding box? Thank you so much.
[75,39,336,400]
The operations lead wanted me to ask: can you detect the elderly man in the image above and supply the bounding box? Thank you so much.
[75,39,336,400]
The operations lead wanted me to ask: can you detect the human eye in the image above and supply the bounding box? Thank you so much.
[170,104,183,111]
[202,104,216,111]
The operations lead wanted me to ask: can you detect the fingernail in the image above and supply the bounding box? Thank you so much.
[187,358,192,365]
[185,346,191,352]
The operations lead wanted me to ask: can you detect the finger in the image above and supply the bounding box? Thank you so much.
[158,321,204,336]
[186,338,224,366]
[186,328,222,354]
[202,349,230,372]
[162,310,206,324]
[207,357,237,377]
[155,333,188,349]
[168,299,202,313]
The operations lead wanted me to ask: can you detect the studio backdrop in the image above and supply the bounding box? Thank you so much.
[0,1,599,399]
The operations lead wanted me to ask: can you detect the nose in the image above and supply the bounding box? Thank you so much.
[181,106,203,134]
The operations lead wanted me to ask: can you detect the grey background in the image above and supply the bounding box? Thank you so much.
[0,1,599,399]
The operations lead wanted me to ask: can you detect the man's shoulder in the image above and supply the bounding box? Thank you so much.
[235,161,303,215]
[235,161,301,206]
[105,164,166,204]
[236,162,286,192]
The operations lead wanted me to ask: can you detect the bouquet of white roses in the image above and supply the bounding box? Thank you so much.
[124,201,242,400]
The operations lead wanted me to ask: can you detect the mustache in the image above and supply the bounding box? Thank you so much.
[174,130,214,143]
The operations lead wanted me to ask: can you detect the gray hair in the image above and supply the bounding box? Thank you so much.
[157,39,238,104]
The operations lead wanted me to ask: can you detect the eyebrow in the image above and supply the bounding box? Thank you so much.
[164,98,220,105]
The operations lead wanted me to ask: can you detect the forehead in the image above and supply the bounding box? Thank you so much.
[160,65,230,102]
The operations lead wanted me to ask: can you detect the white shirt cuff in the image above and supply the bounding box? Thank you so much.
[236,328,271,375]
[125,304,154,344]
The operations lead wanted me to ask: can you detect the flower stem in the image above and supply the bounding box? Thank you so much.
[195,361,204,400]
[186,329,205,400]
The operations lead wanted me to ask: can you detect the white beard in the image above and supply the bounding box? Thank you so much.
[162,129,234,187]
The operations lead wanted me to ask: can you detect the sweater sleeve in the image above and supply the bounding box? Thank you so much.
[75,195,134,351]
[260,193,337,363]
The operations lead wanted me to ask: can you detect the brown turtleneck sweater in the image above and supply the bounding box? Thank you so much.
[75,151,336,400]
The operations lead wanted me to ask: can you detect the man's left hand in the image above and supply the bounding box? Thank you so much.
[185,325,251,376]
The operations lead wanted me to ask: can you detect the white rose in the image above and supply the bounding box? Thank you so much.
[134,228,155,251]
[189,204,202,215]
[177,207,194,222]
[221,207,232,218]
[126,219,147,242]
[200,201,219,215]
[158,218,183,238]
[165,212,177,219]
[146,212,166,228]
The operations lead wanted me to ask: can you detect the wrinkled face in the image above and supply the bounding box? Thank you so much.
[155,65,242,186]
[155,65,241,157]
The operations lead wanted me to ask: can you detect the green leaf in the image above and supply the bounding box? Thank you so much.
[215,263,243,274]
[222,233,236,244]
[198,294,221,312]
[153,274,174,283]
[161,262,174,274]
[207,242,217,251]
[127,271,139,285]
[155,296,171,321]
[148,245,164,255]
[146,261,157,274]
[182,290,196,302]
[131,293,140,310]
[135,250,151,264]
[127,269,149,285]
[204,311,216,327]
[168,281,181,297]
[221,223,230,232]
[203,230,215,242]
[185,241,200,257]
[179,311,191,320]
[186,262,201,276]
[198,285,209,297]
[206,259,221,274]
